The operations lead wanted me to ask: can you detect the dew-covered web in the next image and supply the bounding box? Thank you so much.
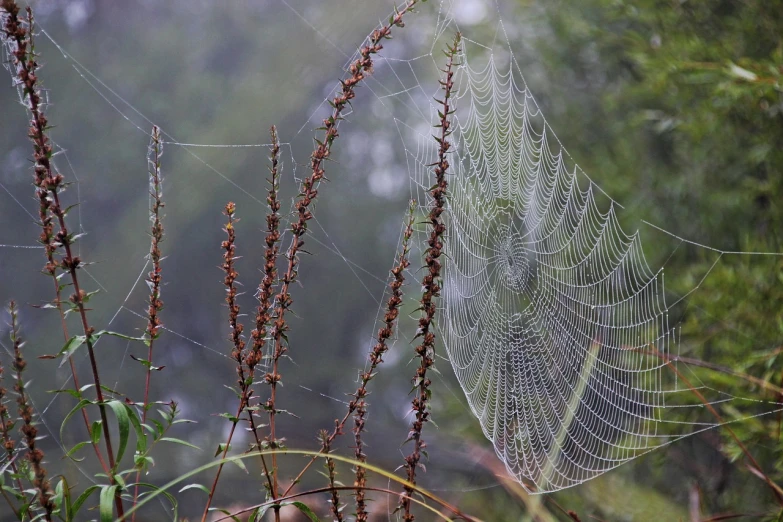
[387,1,783,493]
[1,0,783,505]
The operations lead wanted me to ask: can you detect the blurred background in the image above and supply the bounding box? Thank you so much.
[1,0,781,520]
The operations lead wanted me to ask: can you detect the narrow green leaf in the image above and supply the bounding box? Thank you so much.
[60,399,92,452]
[105,400,130,466]
[253,505,271,522]
[178,483,211,495]
[134,482,177,520]
[151,419,165,438]
[54,335,86,368]
[90,421,102,445]
[70,485,99,520]
[59,477,72,522]
[208,507,240,522]
[232,458,248,473]
[160,437,201,451]
[126,404,147,456]
[91,330,144,343]
[728,62,758,82]
[99,485,117,522]
[64,441,90,461]
[288,501,321,522]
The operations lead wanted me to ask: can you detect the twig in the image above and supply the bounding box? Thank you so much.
[320,428,344,521]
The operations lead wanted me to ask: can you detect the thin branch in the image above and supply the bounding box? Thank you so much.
[215,485,478,522]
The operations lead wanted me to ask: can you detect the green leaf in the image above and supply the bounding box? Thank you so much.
[52,477,65,517]
[178,483,211,495]
[70,485,99,521]
[64,441,91,462]
[105,401,130,466]
[59,476,72,522]
[208,507,240,522]
[151,419,165,438]
[60,399,93,455]
[287,501,321,522]
[232,458,248,473]
[219,412,238,423]
[727,62,758,82]
[134,482,177,520]
[90,421,102,445]
[99,485,117,522]
[53,335,86,368]
[160,437,201,451]
[91,330,145,343]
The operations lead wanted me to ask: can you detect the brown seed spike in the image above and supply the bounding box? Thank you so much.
[401,31,461,522]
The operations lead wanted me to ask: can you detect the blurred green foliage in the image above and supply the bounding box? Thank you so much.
[491,0,783,519]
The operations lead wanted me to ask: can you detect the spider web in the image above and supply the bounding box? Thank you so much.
[395,2,783,493]
[1,0,782,507]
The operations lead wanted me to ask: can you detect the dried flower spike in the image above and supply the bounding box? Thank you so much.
[354,201,415,521]
[402,32,460,522]
[9,301,55,521]
[1,2,123,517]
[277,0,424,506]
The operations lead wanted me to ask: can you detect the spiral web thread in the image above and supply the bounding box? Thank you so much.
[401,35,779,493]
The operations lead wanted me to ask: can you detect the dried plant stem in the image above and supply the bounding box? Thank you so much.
[140,125,165,423]
[319,428,345,521]
[317,205,416,521]
[0,332,24,515]
[246,126,283,500]
[202,203,247,522]
[319,204,416,520]
[2,0,107,479]
[1,3,123,517]
[278,203,415,516]
[131,125,166,522]
[215,485,477,522]
[402,32,460,522]
[354,202,415,519]
[274,1,423,504]
[9,302,55,521]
